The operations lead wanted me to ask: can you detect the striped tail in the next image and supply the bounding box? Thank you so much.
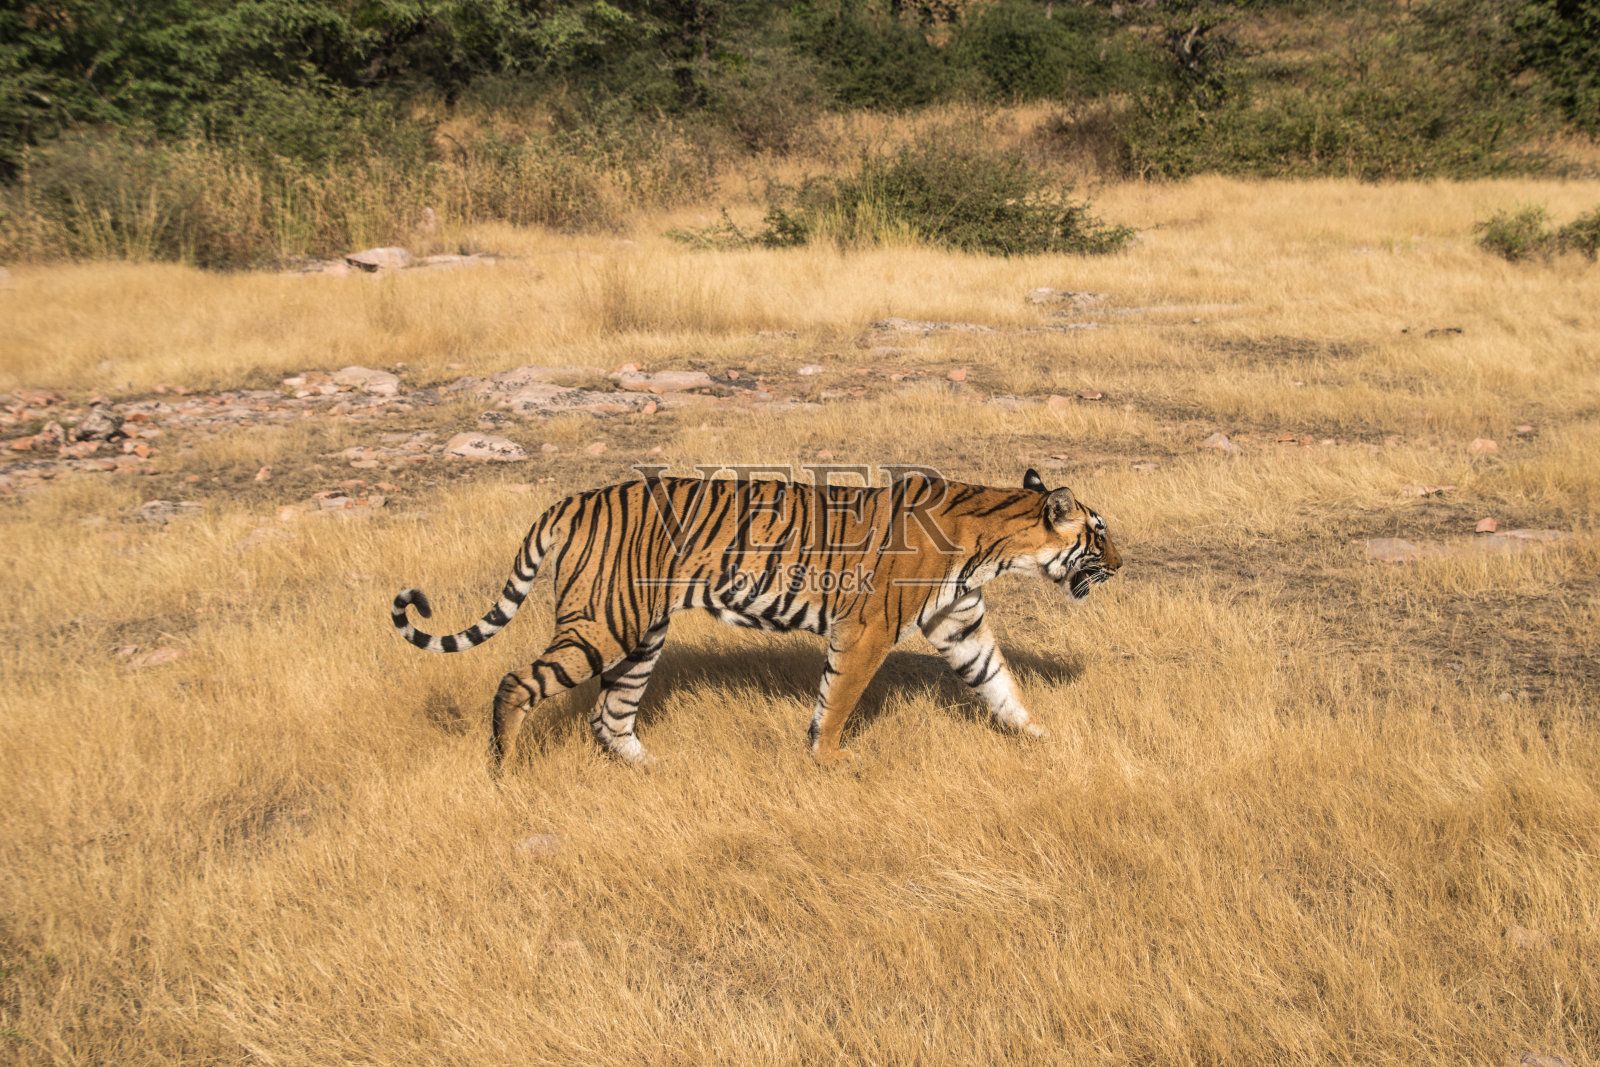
[391,520,552,654]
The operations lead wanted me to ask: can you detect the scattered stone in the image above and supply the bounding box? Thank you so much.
[540,443,560,454]
[501,384,654,418]
[516,833,561,859]
[118,646,183,669]
[1078,390,1104,401]
[73,407,124,442]
[815,449,835,461]
[255,466,273,482]
[1515,423,1535,436]
[344,246,412,272]
[135,499,201,525]
[613,369,715,394]
[946,367,969,383]
[1026,288,1106,308]
[444,433,527,462]
[1469,437,1498,455]
[1509,1054,1571,1067]
[797,364,824,376]
[584,441,608,456]
[1366,538,1426,564]
[414,253,494,270]
[483,365,597,391]
[1476,517,1499,534]
[726,369,742,380]
[1201,432,1239,455]
[868,317,996,336]
[332,366,401,397]
[1504,925,1552,951]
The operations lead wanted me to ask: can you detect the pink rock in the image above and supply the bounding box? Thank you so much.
[584,441,608,456]
[1201,432,1239,455]
[1475,517,1499,534]
[1365,538,1426,563]
[946,367,968,383]
[1469,437,1498,455]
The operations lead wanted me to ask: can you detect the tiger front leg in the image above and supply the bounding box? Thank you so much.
[808,630,892,766]
[922,591,1046,740]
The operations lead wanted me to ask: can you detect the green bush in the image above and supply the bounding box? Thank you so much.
[764,139,1133,255]
[791,4,964,109]
[1513,0,1600,135]
[1556,208,1600,261]
[1475,206,1555,262]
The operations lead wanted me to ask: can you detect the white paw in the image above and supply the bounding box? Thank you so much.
[1022,721,1048,740]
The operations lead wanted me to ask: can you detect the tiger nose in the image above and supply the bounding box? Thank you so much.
[1104,545,1124,572]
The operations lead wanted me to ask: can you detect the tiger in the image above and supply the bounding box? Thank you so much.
[390,467,1122,772]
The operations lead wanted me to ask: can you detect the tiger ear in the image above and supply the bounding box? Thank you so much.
[1023,468,1047,492]
[1044,486,1077,531]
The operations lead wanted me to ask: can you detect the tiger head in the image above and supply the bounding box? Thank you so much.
[1020,468,1123,600]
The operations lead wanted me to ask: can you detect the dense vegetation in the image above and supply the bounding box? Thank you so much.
[2,0,1597,265]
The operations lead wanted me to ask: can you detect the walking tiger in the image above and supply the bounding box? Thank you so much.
[390,467,1121,771]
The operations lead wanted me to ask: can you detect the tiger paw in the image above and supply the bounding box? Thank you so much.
[812,746,857,768]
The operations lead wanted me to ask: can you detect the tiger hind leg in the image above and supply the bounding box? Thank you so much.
[492,631,611,775]
[589,619,669,767]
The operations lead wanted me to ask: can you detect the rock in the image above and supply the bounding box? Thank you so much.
[1493,528,1571,544]
[1508,1054,1571,1067]
[584,441,608,456]
[1026,288,1106,308]
[1504,925,1551,951]
[484,365,594,391]
[1476,517,1499,534]
[1469,437,1498,455]
[332,366,401,397]
[540,443,560,454]
[1366,538,1426,564]
[614,369,715,394]
[946,367,968,383]
[516,832,561,859]
[344,246,412,272]
[1515,423,1535,436]
[1078,390,1104,401]
[868,317,996,336]
[255,466,272,482]
[74,407,124,442]
[1201,432,1239,455]
[414,253,494,270]
[119,646,183,669]
[135,499,201,525]
[444,433,527,462]
[35,421,66,451]
[501,384,654,417]
[797,364,824,376]
[815,449,835,461]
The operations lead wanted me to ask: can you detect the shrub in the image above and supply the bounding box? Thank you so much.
[763,139,1133,255]
[1474,206,1555,262]
[1556,208,1600,261]
[0,120,717,268]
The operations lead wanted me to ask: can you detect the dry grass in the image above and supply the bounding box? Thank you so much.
[2,177,1600,1065]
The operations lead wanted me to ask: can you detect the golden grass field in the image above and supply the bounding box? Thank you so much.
[3,175,1600,1064]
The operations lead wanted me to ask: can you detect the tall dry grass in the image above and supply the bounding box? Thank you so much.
[2,177,1599,1064]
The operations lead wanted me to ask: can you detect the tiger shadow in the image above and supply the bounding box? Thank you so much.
[492,638,1085,752]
